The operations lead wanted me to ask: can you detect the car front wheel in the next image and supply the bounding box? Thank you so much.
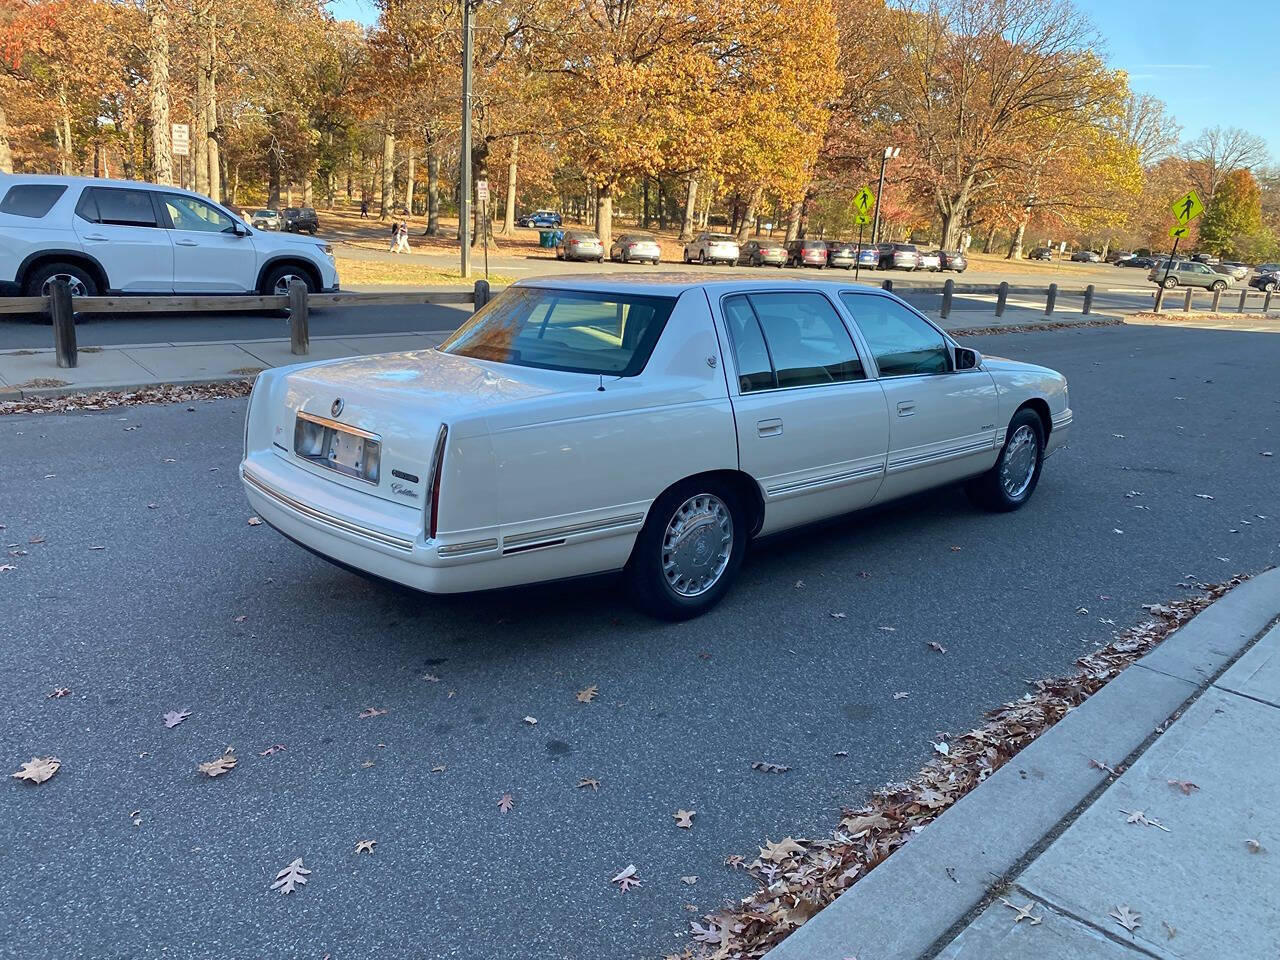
[262,264,316,297]
[1161,276,1178,289]
[626,479,746,621]
[1211,280,1226,291]
[965,409,1045,512]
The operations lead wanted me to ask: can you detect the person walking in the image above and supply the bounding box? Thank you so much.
[360,197,369,219]
[388,218,400,253]
[394,219,411,254]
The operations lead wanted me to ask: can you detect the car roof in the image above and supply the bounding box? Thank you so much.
[0,172,215,199]
[511,273,914,301]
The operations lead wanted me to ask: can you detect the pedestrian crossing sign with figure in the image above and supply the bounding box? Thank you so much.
[1171,190,1203,225]
[853,186,876,217]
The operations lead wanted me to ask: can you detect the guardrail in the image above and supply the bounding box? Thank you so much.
[1,279,490,369]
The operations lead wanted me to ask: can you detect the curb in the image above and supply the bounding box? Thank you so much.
[762,566,1280,960]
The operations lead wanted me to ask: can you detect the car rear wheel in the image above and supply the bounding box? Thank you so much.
[1161,276,1178,289]
[1211,280,1226,292]
[965,409,1045,512]
[25,262,99,300]
[626,478,746,621]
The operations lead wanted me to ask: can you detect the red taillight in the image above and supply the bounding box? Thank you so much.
[428,424,448,539]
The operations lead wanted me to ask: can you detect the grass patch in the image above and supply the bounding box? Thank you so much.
[334,256,512,288]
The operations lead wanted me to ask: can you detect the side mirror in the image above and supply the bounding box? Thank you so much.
[955,346,981,370]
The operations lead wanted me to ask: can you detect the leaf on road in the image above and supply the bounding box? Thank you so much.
[893,691,909,700]
[751,761,791,774]
[28,535,45,544]
[498,793,515,813]
[358,707,387,719]
[1090,758,1119,776]
[421,673,441,683]
[431,764,446,773]
[1194,494,1214,500]
[674,809,695,828]
[1167,779,1199,796]
[1122,809,1170,831]
[724,855,745,869]
[163,709,191,729]
[928,641,947,654]
[577,777,599,791]
[1000,898,1043,925]
[247,516,262,526]
[950,545,962,552]
[681,876,698,885]
[611,864,641,892]
[1245,838,1263,854]
[933,741,950,756]
[355,839,377,854]
[47,688,72,699]
[1076,607,1089,615]
[522,716,538,725]
[197,749,237,778]
[857,571,871,580]
[259,744,286,757]
[233,615,247,623]
[1113,528,1124,534]
[11,756,60,784]
[794,579,804,589]
[0,564,16,573]
[575,685,598,704]
[877,625,896,632]
[1110,905,1141,933]
[271,857,311,895]
[830,612,847,619]
[1262,451,1274,457]
[759,837,805,864]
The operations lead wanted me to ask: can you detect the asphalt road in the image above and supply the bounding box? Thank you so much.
[2,323,1278,959]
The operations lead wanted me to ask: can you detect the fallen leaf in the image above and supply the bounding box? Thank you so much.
[928,641,947,654]
[259,744,286,757]
[1167,779,1199,796]
[247,516,262,526]
[421,672,441,682]
[577,777,600,791]
[233,615,247,623]
[681,876,698,885]
[1122,809,1170,831]
[163,709,191,729]
[197,749,237,778]
[575,685,598,704]
[1113,528,1124,534]
[674,809,695,828]
[358,707,387,719]
[498,792,515,813]
[271,857,310,894]
[522,715,537,725]
[88,545,106,551]
[751,761,791,774]
[147,503,158,510]
[1194,494,1214,500]
[759,837,805,863]
[1076,607,1089,615]
[933,741,950,756]
[611,864,641,892]
[724,855,744,869]
[1089,758,1118,776]
[877,625,896,632]
[430,764,447,773]
[1262,451,1274,457]
[361,760,374,769]
[0,564,16,573]
[950,545,962,551]
[47,688,72,699]
[162,458,175,464]
[857,570,871,579]
[1110,905,1141,933]
[830,612,847,619]
[1000,898,1043,925]
[1162,920,1177,939]
[1245,838,1263,854]
[28,535,45,544]
[355,839,377,854]
[794,579,804,589]
[834,750,848,757]
[11,756,60,784]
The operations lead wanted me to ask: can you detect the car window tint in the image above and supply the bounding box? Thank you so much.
[721,295,775,392]
[163,195,236,233]
[0,183,66,218]
[82,188,158,227]
[841,294,949,377]
[747,292,864,388]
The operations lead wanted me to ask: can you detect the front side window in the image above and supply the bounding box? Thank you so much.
[722,292,864,392]
[77,187,158,227]
[440,286,676,376]
[0,183,66,218]
[163,195,237,233]
[841,293,950,377]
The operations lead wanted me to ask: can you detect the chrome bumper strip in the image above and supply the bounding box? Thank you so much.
[243,469,415,552]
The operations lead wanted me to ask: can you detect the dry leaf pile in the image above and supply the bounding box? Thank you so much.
[672,576,1244,959]
[0,380,256,417]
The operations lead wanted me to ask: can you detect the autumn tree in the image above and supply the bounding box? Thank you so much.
[1183,126,1270,203]
[1198,168,1266,260]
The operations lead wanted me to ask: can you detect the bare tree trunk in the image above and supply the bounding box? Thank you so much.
[785,199,803,242]
[303,178,313,205]
[737,186,762,243]
[595,183,613,251]
[501,135,518,234]
[0,102,12,174]
[146,0,173,185]
[205,15,220,202]
[1006,218,1027,260]
[425,140,440,235]
[679,179,698,241]
[267,149,281,208]
[982,223,996,253]
[193,76,209,195]
[380,129,395,218]
[405,153,416,216]
[657,180,667,230]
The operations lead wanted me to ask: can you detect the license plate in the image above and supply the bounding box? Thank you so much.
[294,412,381,484]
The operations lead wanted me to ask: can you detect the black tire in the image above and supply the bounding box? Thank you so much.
[698,251,706,265]
[626,477,747,621]
[260,263,317,297]
[23,261,99,299]
[1211,280,1226,292]
[1161,276,1178,289]
[1265,281,1277,293]
[965,408,1045,512]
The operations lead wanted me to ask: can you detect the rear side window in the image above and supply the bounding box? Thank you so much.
[723,292,864,392]
[841,293,950,377]
[0,183,67,218]
[722,295,775,392]
[76,188,159,227]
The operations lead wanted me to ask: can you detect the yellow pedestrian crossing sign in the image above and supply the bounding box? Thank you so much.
[1169,224,1190,239]
[853,212,871,226]
[853,186,876,217]
[1171,190,1203,225]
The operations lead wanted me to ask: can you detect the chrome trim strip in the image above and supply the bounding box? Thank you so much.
[437,538,499,558]
[1052,412,1073,427]
[296,409,380,442]
[503,513,645,549]
[888,437,995,472]
[243,469,415,552]
[766,462,884,497]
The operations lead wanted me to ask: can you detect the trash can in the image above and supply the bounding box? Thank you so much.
[539,230,556,248]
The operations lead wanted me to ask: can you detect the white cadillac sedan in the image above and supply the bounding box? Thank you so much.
[240,276,1071,619]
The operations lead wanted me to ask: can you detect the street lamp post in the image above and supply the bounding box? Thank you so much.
[871,146,899,247]
[459,0,475,279]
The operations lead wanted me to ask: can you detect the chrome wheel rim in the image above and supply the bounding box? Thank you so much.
[661,493,733,598]
[41,274,88,297]
[272,274,305,296]
[1000,425,1038,499]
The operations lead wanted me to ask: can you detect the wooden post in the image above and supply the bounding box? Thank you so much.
[1266,290,1274,314]
[940,278,954,319]
[1211,287,1222,313]
[473,278,490,309]
[1083,284,1094,315]
[880,278,893,292]
[288,280,309,355]
[50,279,77,368]
[995,281,1009,317]
[1182,288,1193,313]
[1044,283,1057,317]
[1154,287,1165,313]
[1237,288,1247,313]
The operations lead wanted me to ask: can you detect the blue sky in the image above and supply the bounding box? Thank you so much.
[326,0,1278,161]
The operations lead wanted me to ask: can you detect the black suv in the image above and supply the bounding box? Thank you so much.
[282,207,319,235]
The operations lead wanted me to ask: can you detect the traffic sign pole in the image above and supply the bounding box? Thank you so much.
[855,222,864,282]
[1161,235,1180,290]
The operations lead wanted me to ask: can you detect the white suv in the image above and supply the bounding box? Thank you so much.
[0,174,339,298]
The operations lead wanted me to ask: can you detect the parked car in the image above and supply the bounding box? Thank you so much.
[787,238,829,268]
[609,233,661,264]
[250,209,280,231]
[1122,256,1155,268]
[241,277,1071,620]
[281,206,319,235]
[0,174,338,297]
[1028,248,1054,261]
[1191,252,1219,265]
[1105,251,1135,264]
[683,232,739,265]
[1248,270,1278,292]
[1254,262,1280,275]
[876,242,919,270]
[824,241,855,269]
[738,240,787,267]
[555,229,604,262]
[1214,262,1248,281]
[937,250,967,272]
[1070,250,1101,263]
[519,209,562,228]
[917,250,941,271]
[856,247,879,269]
[1148,259,1233,290]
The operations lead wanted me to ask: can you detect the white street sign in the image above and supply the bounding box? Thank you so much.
[476,179,489,202]
[171,123,190,157]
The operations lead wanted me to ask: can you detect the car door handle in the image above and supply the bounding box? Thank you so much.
[756,418,783,437]
[896,401,916,417]
[175,239,199,246]
[82,234,109,241]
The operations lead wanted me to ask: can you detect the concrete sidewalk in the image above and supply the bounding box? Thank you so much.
[766,568,1280,960]
[0,330,452,399]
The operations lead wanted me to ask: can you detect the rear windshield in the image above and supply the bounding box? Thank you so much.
[706,234,735,241]
[894,244,918,252]
[440,286,678,376]
[1,183,67,218]
[567,232,599,241]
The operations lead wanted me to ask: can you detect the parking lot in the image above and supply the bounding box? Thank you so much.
[4,320,1277,959]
